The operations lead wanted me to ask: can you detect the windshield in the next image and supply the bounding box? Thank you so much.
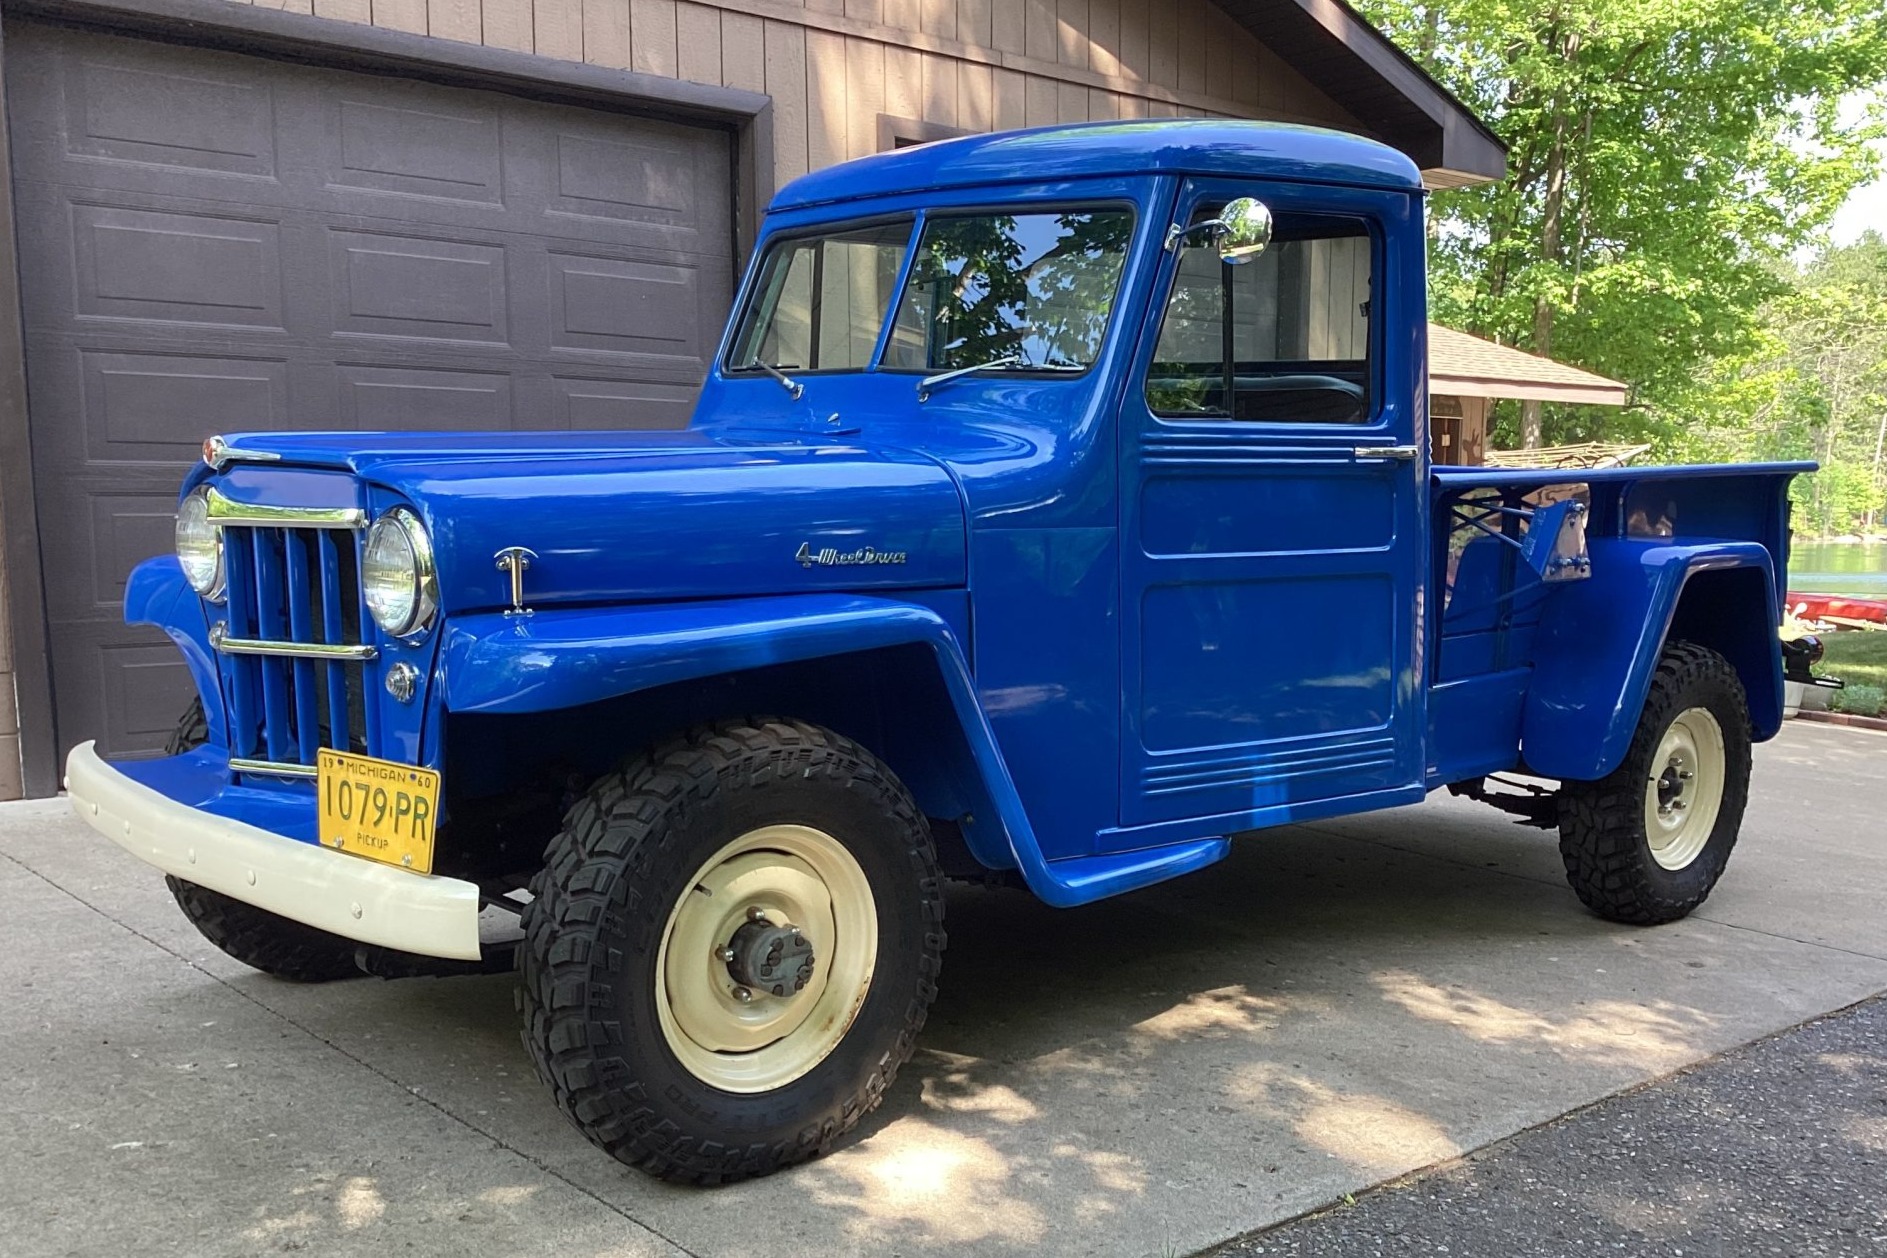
[885,209,1133,372]
[728,207,1134,380]
[730,219,913,374]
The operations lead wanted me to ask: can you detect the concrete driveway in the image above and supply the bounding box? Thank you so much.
[2,721,1882,1258]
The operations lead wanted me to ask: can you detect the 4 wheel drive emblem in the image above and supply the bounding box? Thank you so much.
[795,542,908,568]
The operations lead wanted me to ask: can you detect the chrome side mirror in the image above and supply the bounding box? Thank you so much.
[1214,197,1273,265]
[1163,197,1275,263]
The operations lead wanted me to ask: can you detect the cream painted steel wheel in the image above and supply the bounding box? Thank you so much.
[1642,706,1726,872]
[655,824,878,1093]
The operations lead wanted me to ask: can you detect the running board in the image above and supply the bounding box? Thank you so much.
[1033,838,1231,905]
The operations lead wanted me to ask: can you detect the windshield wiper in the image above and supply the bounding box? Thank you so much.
[746,357,804,400]
[917,353,1024,402]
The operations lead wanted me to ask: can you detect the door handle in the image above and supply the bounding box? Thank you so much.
[1353,444,1419,462]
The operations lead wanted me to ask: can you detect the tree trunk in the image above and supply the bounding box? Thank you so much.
[1868,408,1887,534]
[1523,32,1578,450]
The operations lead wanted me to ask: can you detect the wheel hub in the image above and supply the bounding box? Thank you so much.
[654,824,880,1093]
[1643,707,1726,871]
[723,911,817,999]
[1655,757,1694,815]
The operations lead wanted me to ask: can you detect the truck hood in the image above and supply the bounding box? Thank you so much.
[206,430,966,613]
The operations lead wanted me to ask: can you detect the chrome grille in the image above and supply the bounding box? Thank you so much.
[210,492,379,778]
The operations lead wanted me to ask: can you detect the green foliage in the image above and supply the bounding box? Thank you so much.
[1355,0,1887,456]
[1661,235,1887,533]
[1831,680,1885,718]
[1818,630,1887,691]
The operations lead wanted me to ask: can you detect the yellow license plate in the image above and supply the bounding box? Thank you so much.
[316,750,440,875]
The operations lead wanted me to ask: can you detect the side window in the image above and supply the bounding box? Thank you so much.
[1144,209,1373,424]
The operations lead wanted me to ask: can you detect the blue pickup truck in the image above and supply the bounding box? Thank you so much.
[69,121,1815,1183]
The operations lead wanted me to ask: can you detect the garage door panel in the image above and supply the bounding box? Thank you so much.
[329,228,508,343]
[548,250,710,358]
[522,106,732,250]
[69,203,286,327]
[51,629,194,756]
[327,95,504,205]
[335,363,515,430]
[66,54,279,177]
[10,20,736,755]
[84,350,291,454]
[36,484,181,620]
[554,376,700,429]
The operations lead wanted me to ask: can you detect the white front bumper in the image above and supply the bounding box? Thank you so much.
[65,741,482,960]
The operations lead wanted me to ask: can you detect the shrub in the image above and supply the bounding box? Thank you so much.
[1831,682,1885,719]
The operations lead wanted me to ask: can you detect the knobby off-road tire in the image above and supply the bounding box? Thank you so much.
[161,700,363,983]
[516,718,946,1183]
[1558,642,1753,925]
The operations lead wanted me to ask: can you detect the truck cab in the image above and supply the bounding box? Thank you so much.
[68,121,1810,1183]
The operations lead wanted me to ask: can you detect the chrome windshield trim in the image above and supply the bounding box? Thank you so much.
[206,487,367,531]
[210,625,377,661]
[228,757,319,780]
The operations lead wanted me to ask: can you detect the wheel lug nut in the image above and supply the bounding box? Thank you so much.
[747,906,769,923]
[717,947,735,963]
[732,986,752,1003]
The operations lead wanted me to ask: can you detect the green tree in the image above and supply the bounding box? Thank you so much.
[1357,0,1887,449]
[1668,233,1887,534]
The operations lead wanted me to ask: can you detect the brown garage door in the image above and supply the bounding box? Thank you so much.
[4,22,735,758]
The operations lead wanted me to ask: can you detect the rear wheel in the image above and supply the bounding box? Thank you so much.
[1557,642,1752,924]
[516,718,945,1183]
[160,699,362,982]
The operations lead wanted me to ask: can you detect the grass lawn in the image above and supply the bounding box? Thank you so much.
[1815,630,1887,695]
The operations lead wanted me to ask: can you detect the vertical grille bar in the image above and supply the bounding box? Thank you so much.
[220,529,259,760]
[354,530,381,758]
[317,530,352,753]
[251,529,292,762]
[283,529,320,763]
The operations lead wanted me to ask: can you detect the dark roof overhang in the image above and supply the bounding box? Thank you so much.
[1217,0,1507,187]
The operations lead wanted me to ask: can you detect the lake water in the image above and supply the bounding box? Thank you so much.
[1788,540,1887,598]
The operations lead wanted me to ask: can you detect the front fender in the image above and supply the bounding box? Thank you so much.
[439,595,1202,908]
[1522,539,1781,781]
[125,556,226,749]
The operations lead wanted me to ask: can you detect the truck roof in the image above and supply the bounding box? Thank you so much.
[770,120,1425,212]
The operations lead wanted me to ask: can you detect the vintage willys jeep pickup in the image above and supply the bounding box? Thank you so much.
[70,121,1812,1182]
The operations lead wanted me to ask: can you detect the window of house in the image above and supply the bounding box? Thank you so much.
[1144,210,1374,423]
[729,220,914,374]
[882,208,1135,374]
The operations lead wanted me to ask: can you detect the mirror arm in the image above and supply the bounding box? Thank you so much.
[1164,218,1228,253]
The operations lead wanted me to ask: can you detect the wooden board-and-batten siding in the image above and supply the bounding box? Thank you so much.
[222,0,1363,187]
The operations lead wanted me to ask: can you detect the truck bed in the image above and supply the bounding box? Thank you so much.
[1426,461,1811,787]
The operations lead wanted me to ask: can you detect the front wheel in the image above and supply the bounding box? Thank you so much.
[1557,642,1753,924]
[516,718,945,1183]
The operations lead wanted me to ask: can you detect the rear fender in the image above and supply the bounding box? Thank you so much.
[124,556,226,748]
[1522,539,1781,781]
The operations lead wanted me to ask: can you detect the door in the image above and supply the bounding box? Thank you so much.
[1116,177,1427,834]
[3,22,735,758]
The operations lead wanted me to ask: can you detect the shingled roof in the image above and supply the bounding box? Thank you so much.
[1429,324,1628,406]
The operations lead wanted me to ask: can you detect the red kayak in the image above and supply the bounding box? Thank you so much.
[1787,592,1887,625]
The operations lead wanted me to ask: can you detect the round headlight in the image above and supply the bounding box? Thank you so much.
[175,488,225,601]
[362,507,438,638]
